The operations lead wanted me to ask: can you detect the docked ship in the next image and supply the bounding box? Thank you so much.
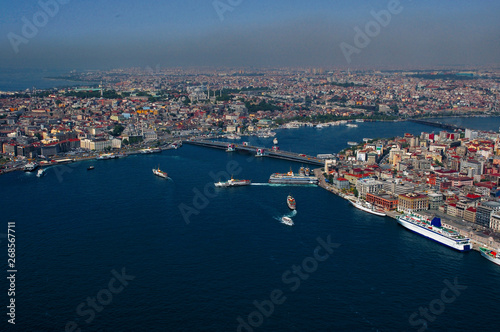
[24,162,39,172]
[479,247,500,266]
[96,153,116,160]
[346,123,358,128]
[214,177,251,187]
[269,168,318,185]
[397,213,472,252]
[152,166,168,179]
[349,199,386,217]
[141,148,162,154]
[226,144,235,152]
[347,141,358,146]
[287,195,296,210]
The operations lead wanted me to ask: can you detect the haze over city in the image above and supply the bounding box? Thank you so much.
[1,0,499,70]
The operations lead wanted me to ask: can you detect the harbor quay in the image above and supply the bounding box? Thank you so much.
[313,168,500,253]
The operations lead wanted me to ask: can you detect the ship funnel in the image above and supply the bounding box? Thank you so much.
[431,217,442,228]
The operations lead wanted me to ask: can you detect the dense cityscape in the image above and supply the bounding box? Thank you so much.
[2,67,500,250]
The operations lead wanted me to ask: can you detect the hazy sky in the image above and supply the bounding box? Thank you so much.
[1,0,499,70]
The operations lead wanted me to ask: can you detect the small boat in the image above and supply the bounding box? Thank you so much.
[287,195,296,210]
[36,168,46,177]
[87,166,95,171]
[479,247,500,266]
[281,216,294,226]
[226,144,235,152]
[273,138,278,145]
[153,166,168,179]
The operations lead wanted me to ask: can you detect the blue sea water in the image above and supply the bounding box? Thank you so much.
[2,121,500,331]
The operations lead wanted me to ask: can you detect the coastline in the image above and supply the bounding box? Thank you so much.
[313,168,500,253]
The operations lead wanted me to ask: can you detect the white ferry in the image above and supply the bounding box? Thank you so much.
[214,177,251,187]
[479,247,500,266]
[350,199,386,217]
[397,213,472,252]
[281,216,294,226]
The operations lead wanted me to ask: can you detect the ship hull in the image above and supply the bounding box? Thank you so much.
[269,176,318,185]
[397,217,472,252]
[350,201,386,217]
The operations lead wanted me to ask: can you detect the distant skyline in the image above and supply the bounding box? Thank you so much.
[1,0,499,70]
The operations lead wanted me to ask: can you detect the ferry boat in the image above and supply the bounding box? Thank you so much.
[346,123,358,128]
[214,177,251,187]
[226,134,241,140]
[479,247,500,266]
[287,195,296,210]
[349,199,386,217]
[24,162,39,172]
[152,166,168,179]
[36,168,46,177]
[269,168,318,185]
[347,141,358,146]
[281,216,294,226]
[96,153,116,160]
[141,148,161,154]
[397,213,472,252]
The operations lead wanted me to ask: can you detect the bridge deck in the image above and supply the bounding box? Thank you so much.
[183,140,325,166]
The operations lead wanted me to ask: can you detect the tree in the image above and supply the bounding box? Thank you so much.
[111,124,125,136]
[353,188,359,198]
[123,139,129,145]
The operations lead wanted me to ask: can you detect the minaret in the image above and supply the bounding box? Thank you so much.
[100,81,103,97]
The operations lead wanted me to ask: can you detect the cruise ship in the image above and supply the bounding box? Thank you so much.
[397,213,472,252]
[349,199,386,217]
[479,247,500,266]
[214,177,251,187]
[269,168,318,185]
